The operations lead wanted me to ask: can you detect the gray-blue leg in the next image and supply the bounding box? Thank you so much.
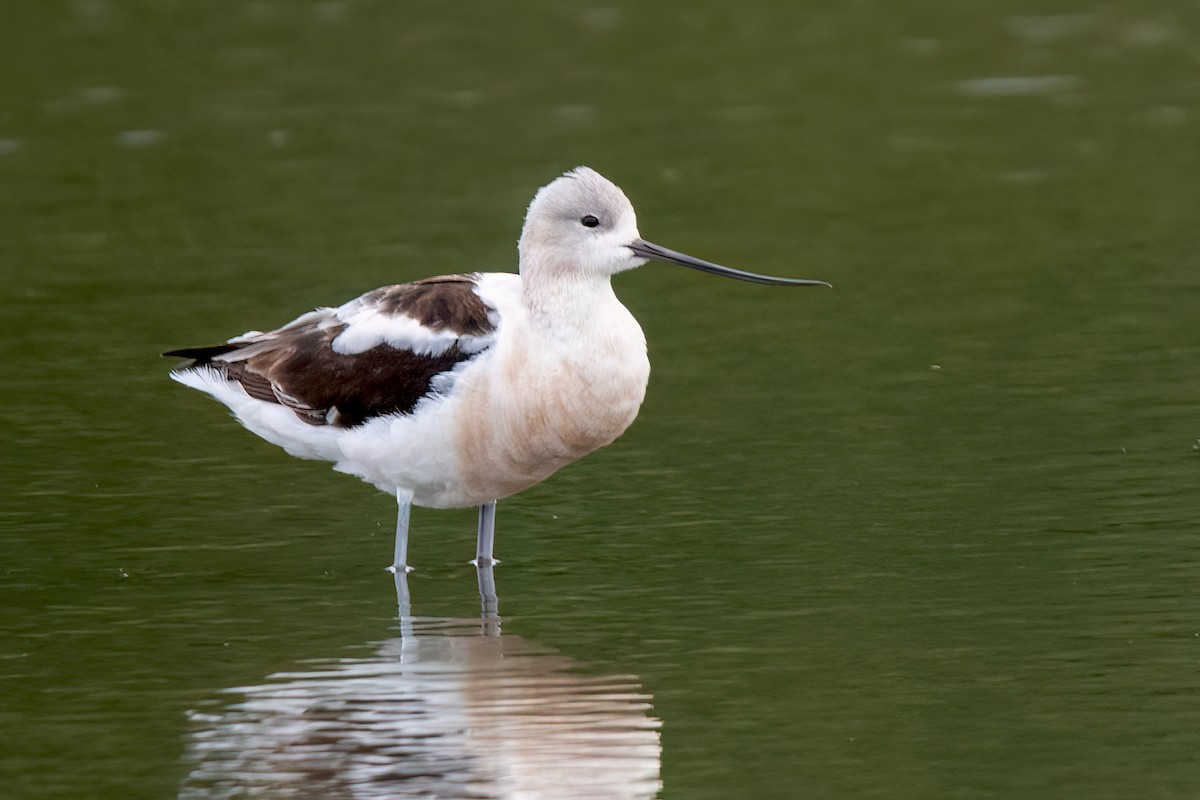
[387,495,414,573]
[476,562,500,630]
[393,568,412,624]
[471,500,499,567]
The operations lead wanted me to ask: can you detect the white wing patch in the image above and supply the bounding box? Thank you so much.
[329,287,498,357]
[332,304,462,356]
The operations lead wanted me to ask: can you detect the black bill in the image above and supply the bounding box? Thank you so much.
[628,238,831,287]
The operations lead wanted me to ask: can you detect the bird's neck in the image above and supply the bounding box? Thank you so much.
[520,257,623,333]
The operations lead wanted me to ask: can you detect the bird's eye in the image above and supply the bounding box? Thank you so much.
[580,215,600,228]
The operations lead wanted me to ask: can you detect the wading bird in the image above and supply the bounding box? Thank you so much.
[165,167,828,572]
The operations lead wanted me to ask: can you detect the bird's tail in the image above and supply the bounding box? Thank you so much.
[162,343,243,368]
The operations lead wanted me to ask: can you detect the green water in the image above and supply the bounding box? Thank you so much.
[3,2,1199,798]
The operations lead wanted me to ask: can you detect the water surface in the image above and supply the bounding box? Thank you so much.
[2,2,1199,798]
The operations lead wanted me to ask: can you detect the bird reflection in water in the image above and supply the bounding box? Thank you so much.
[180,567,662,799]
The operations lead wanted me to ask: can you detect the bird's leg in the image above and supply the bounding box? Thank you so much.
[393,568,413,625]
[476,562,500,630]
[470,500,499,567]
[387,495,414,574]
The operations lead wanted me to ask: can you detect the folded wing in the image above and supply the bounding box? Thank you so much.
[165,274,498,428]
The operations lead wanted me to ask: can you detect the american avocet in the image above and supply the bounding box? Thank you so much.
[165,167,829,572]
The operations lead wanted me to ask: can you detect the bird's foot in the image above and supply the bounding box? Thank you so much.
[386,563,415,574]
[469,556,501,567]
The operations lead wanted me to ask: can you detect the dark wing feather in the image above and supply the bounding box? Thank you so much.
[166,275,497,428]
[162,343,241,360]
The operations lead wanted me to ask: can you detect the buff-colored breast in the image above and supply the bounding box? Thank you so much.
[453,335,649,503]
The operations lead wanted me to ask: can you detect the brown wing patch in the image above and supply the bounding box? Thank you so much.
[182,324,481,428]
[168,275,496,427]
[361,274,493,337]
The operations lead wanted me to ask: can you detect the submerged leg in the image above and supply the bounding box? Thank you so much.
[476,562,500,630]
[387,494,414,574]
[470,500,499,567]
[393,568,412,625]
